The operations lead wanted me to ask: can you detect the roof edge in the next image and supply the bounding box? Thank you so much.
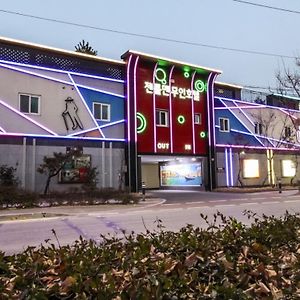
[0,36,125,65]
[121,50,222,74]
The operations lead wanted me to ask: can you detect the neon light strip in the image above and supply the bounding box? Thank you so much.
[267,149,271,184]
[0,59,125,83]
[218,98,265,147]
[232,100,255,126]
[126,55,133,144]
[229,128,297,148]
[0,132,125,142]
[270,149,275,185]
[67,126,99,136]
[99,119,125,129]
[215,105,265,110]
[206,73,213,148]
[278,107,298,120]
[0,63,125,99]
[169,66,175,153]
[225,148,229,187]
[153,63,158,153]
[0,63,72,85]
[216,96,300,114]
[68,73,105,138]
[210,74,218,147]
[133,56,140,145]
[191,71,196,154]
[0,99,57,135]
[216,144,300,151]
[229,148,234,186]
[75,84,125,98]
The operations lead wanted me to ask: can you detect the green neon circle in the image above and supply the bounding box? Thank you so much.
[194,80,206,92]
[137,113,147,134]
[177,115,185,124]
[184,71,190,78]
[200,131,206,138]
[155,68,167,85]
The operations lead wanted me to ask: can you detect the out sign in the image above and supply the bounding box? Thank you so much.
[157,143,169,150]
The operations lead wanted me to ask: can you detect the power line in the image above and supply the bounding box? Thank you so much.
[0,8,296,59]
[232,0,300,14]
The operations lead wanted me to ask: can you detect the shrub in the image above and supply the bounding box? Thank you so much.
[1,212,300,298]
[0,165,18,186]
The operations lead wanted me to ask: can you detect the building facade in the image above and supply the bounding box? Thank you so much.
[0,37,300,193]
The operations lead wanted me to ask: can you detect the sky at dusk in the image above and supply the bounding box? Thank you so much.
[0,0,300,91]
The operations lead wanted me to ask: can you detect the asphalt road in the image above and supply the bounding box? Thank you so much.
[1,189,300,254]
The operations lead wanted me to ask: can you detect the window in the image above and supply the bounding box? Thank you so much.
[93,102,110,121]
[243,159,259,178]
[285,126,292,138]
[19,94,40,114]
[254,123,263,135]
[156,110,168,127]
[194,113,201,124]
[219,118,229,132]
[282,160,296,177]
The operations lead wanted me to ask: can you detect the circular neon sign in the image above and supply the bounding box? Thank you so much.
[200,131,206,138]
[177,115,185,124]
[194,80,206,93]
[155,68,167,85]
[137,113,147,134]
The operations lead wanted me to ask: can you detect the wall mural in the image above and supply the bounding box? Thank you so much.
[62,97,84,131]
[160,162,202,187]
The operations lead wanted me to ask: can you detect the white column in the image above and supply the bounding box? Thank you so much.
[32,138,36,191]
[101,141,105,188]
[109,142,113,187]
[22,137,26,189]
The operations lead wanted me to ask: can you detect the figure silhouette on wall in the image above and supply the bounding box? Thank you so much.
[62,97,84,131]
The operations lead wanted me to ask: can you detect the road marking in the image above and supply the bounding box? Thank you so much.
[261,201,280,204]
[209,200,227,203]
[144,199,167,208]
[252,197,265,200]
[214,204,235,208]
[238,198,248,201]
[290,195,300,198]
[271,196,282,199]
[185,201,205,205]
[164,203,179,206]
[239,202,258,206]
[284,200,299,203]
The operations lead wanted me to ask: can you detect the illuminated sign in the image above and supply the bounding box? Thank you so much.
[177,115,185,124]
[157,142,169,150]
[144,68,207,101]
[282,160,296,177]
[243,159,259,178]
[160,163,202,187]
[137,112,147,134]
[185,144,192,150]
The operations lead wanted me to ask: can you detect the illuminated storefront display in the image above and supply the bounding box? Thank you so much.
[243,159,259,178]
[160,163,202,187]
[282,160,296,177]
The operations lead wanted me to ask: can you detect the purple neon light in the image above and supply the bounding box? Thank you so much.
[210,74,218,147]
[0,63,125,99]
[126,55,133,144]
[216,143,300,151]
[67,126,99,136]
[133,56,140,145]
[215,105,265,110]
[0,131,125,142]
[0,99,57,135]
[0,63,72,85]
[229,148,234,186]
[153,63,158,153]
[0,59,125,83]
[218,98,265,147]
[225,148,229,187]
[169,66,175,153]
[99,119,125,129]
[191,71,197,154]
[68,73,105,138]
[206,73,213,148]
[232,100,255,126]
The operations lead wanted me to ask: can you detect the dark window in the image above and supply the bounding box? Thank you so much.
[19,94,40,114]
[156,110,168,127]
[219,118,229,132]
